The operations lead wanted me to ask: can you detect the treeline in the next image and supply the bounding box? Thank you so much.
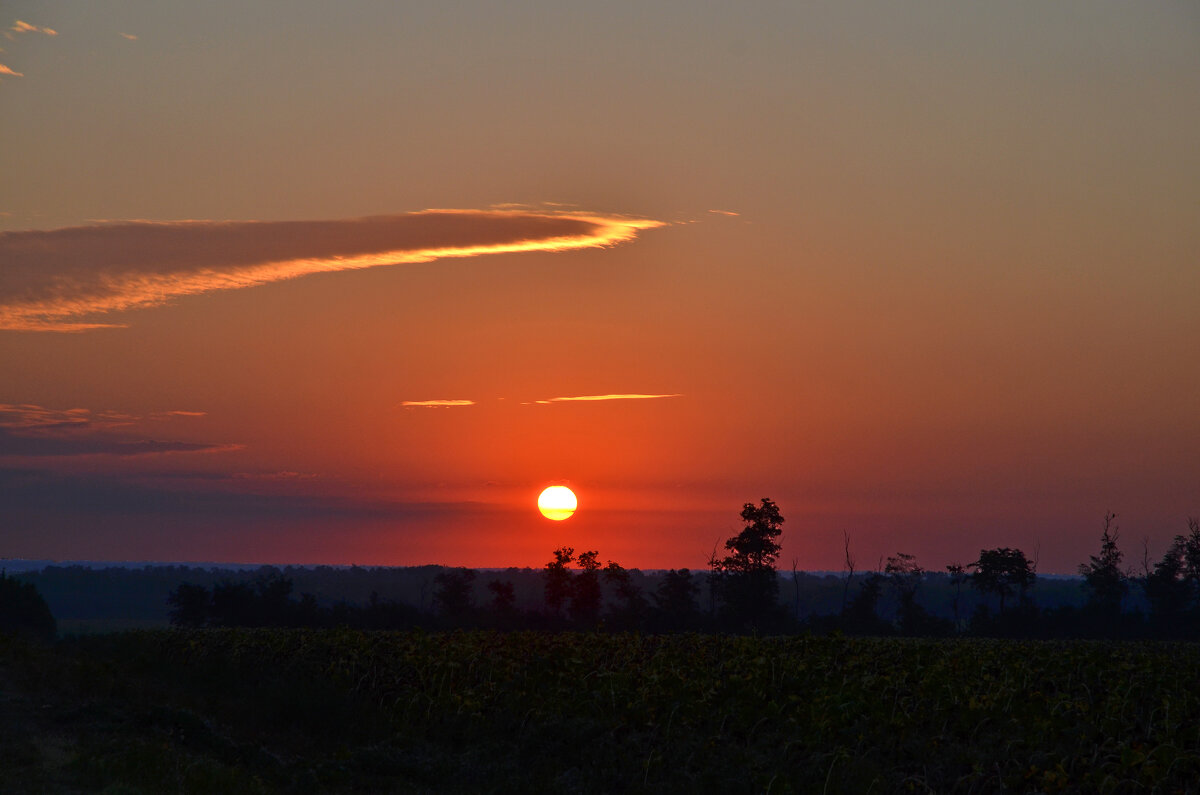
[158,502,1200,639]
[8,500,1200,639]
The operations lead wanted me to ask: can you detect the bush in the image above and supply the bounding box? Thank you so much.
[0,573,56,642]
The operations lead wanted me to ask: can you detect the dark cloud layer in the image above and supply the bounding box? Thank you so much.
[0,403,229,458]
[0,467,482,521]
[0,428,231,457]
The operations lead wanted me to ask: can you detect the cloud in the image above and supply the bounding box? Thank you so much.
[0,63,22,77]
[707,209,740,216]
[0,403,230,458]
[10,20,57,36]
[0,209,663,332]
[0,430,235,457]
[0,403,127,431]
[533,394,682,403]
[401,400,476,408]
[232,470,319,481]
[0,466,486,521]
[119,32,137,41]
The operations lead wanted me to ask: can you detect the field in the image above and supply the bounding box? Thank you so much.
[3,630,1200,793]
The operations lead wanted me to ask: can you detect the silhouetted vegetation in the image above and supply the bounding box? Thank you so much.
[0,571,56,642]
[13,506,1200,791]
[709,498,785,629]
[11,506,1200,642]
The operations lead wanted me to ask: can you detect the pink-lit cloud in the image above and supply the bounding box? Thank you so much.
[0,209,663,332]
[119,32,137,41]
[0,63,22,77]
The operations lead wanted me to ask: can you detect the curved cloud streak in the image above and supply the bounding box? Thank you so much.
[0,209,663,331]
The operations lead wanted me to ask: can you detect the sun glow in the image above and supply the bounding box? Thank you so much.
[537,486,577,521]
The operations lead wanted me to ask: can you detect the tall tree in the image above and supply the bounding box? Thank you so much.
[543,547,574,616]
[1143,517,1200,627]
[969,547,1035,614]
[570,550,603,624]
[1079,512,1128,616]
[712,498,785,626]
[946,563,968,630]
[884,552,925,633]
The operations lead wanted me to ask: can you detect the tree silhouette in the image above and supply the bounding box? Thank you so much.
[884,552,925,633]
[1079,512,1128,616]
[603,561,648,628]
[209,581,259,626]
[711,498,785,627]
[487,580,516,614]
[653,568,700,630]
[254,572,294,625]
[1144,518,1200,629]
[543,547,574,616]
[969,548,1035,615]
[433,567,477,621]
[569,550,603,624]
[167,582,211,627]
[946,563,968,630]
[0,572,56,642]
[843,571,886,633]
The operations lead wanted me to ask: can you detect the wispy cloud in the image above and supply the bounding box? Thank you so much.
[119,32,137,41]
[0,63,22,77]
[0,404,133,431]
[0,209,663,332]
[401,400,476,408]
[9,20,57,37]
[232,470,319,481]
[0,431,236,457]
[0,403,230,458]
[535,393,682,403]
[707,209,740,217]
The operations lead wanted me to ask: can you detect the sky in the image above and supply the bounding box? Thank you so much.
[1,1,1198,573]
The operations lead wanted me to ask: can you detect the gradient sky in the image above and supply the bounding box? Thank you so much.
[2,2,1198,572]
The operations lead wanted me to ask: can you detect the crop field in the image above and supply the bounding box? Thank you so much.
[3,630,1200,793]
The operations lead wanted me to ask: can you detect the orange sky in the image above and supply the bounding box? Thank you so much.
[1,2,1198,572]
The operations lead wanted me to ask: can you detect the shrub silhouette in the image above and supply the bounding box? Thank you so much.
[0,571,56,642]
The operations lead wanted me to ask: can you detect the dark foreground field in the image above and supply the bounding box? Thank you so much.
[2,631,1199,793]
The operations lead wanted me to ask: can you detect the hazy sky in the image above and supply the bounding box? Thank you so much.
[2,1,1198,571]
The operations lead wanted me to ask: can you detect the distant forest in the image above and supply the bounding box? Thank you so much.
[9,503,1200,640]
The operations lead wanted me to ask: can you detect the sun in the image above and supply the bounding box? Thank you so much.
[537,485,577,521]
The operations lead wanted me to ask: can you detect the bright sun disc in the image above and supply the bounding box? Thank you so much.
[537,486,577,521]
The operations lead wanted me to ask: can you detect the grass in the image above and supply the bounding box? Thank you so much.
[3,629,1200,792]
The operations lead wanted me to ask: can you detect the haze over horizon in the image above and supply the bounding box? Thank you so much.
[2,2,1197,574]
